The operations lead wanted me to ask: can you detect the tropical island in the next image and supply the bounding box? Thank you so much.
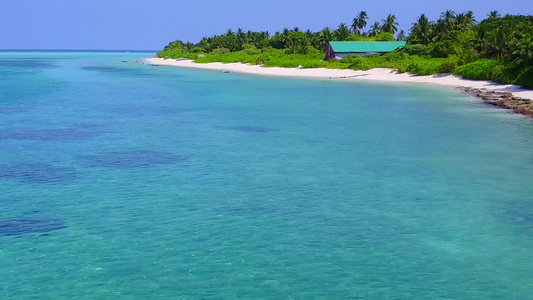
[152,11,533,115]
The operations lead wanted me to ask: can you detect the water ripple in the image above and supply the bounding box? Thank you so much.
[0,219,66,236]
[0,163,78,184]
[83,150,185,169]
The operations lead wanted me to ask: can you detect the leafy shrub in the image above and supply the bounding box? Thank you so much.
[189,47,205,53]
[490,63,518,84]
[157,50,197,59]
[453,59,501,80]
[403,56,458,75]
[372,32,396,41]
[212,48,230,54]
[398,44,428,56]
[514,67,533,88]
[426,41,455,58]
[242,43,260,55]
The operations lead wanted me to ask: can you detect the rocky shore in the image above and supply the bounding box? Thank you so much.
[459,87,533,117]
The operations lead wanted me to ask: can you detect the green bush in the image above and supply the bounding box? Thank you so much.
[490,64,518,84]
[426,41,455,58]
[453,59,501,80]
[156,50,197,59]
[189,47,205,53]
[242,43,260,55]
[398,44,428,56]
[514,67,533,88]
[371,32,396,41]
[212,48,230,54]
[403,57,458,75]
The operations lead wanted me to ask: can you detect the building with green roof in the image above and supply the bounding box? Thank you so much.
[325,41,407,60]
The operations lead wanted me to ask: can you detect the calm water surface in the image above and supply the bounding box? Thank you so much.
[0,52,532,299]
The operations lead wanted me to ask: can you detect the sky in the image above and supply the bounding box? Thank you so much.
[0,0,531,50]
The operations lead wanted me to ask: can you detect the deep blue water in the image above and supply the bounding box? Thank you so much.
[0,52,532,299]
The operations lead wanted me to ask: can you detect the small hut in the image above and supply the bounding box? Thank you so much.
[325,41,407,60]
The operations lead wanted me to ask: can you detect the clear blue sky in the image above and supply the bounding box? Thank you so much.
[0,0,531,50]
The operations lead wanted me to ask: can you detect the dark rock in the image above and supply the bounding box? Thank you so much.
[462,88,533,117]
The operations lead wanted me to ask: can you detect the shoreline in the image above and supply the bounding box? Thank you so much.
[145,58,533,116]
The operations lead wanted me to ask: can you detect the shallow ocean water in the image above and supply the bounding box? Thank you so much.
[0,51,532,299]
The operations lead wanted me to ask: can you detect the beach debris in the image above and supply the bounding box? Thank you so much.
[0,163,78,184]
[197,54,205,58]
[257,60,264,66]
[176,57,188,61]
[83,150,184,169]
[458,87,533,117]
[0,219,66,236]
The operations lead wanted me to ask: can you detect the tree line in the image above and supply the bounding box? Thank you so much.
[159,11,533,88]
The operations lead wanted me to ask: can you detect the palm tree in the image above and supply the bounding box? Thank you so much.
[351,11,368,35]
[512,34,533,68]
[317,27,333,50]
[334,23,351,40]
[465,11,476,24]
[396,30,406,41]
[440,10,456,31]
[410,14,432,45]
[432,20,447,42]
[382,14,399,34]
[280,28,291,48]
[488,11,500,19]
[486,28,508,60]
[369,22,381,36]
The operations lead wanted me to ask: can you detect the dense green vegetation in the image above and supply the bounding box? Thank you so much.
[158,11,533,88]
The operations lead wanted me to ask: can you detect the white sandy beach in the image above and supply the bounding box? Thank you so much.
[146,58,533,101]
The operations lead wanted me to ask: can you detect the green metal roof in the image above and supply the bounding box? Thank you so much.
[329,41,406,53]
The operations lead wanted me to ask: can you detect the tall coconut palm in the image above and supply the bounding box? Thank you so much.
[455,14,471,30]
[488,11,500,19]
[280,28,291,48]
[351,11,368,35]
[396,30,406,41]
[334,23,351,41]
[369,22,381,36]
[512,34,533,68]
[382,14,399,34]
[486,28,508,60]
[318,27,333,50]
[465,10,476,24]
[410,14,432,45]
[440,10,456,31]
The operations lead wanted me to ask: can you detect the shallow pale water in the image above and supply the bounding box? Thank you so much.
[0,51,532,299]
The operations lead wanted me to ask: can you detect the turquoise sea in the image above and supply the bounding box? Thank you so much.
[0,51,532,299]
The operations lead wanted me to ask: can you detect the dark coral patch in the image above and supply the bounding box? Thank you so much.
[502,204,533,227]
[0,163,78,184]
[0,108,25,114]
[0,219,66,236]
[0,129,96,141]
[219,126,271,133]
[0,59,59,70]
[84,150,184,169]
